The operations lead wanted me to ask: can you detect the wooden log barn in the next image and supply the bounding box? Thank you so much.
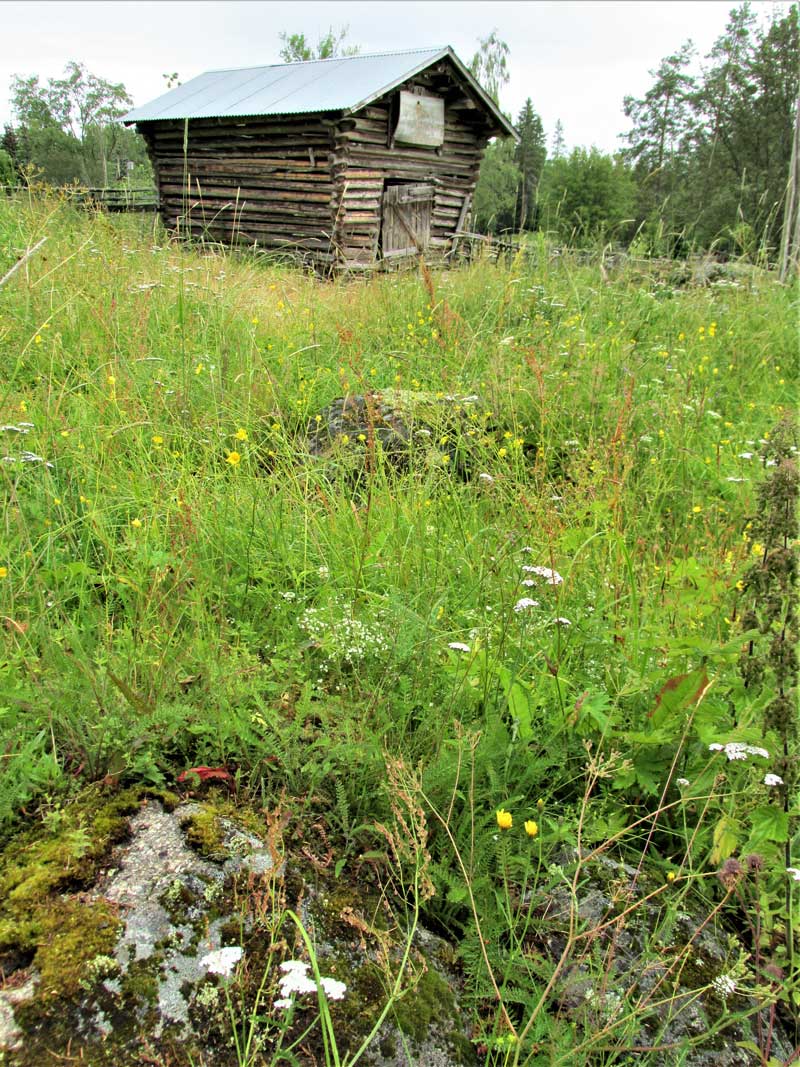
[123,47,516,271]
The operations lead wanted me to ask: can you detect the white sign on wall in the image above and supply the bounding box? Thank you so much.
[394,92,445,148]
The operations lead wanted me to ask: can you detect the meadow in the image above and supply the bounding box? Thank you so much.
[0,190,797,1065]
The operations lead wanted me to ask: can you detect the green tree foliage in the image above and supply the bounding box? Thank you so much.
[539,148,637,243]
[621,3,800,255]
[551,119,566,160]
[0,148,15,187]
[515,98,547,229]
[278,26,359,63]
[10,61,148,187]
[622,43,696,250]
[468,31,510,105]
[473,137,520,233]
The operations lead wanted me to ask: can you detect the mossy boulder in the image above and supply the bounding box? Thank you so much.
[304,389,493,478]
[0,790,475,1066]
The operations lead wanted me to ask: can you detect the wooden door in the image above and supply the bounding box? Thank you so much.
[381,183,434,258]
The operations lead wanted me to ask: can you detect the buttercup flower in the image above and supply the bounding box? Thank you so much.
[524,820,538,837]
[226,450,241,467]
[496,809,513,830]
[234,428,248,442]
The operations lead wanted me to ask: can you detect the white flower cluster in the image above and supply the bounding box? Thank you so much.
[200,946,243,978]
[300,600,389,671]
[274,959,347,1011]
[711,973,736,999]
[514,597,540,613]
[522,564,564,586]
[448,641,471,653]
[709,742,769,761]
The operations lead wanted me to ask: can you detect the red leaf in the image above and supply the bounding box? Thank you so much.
[177,765,232,784]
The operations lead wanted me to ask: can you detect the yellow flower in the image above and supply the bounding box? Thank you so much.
[751,542,764,557]
[692,505,702,514]
[498,447,507,458]
[131,518,142,528]
[226,450,241,467]
[234,428,248,442]
[53,498,62,506]
[524,820,538,838]
[34,335,42,344]
[496,809,513,830]
[0,566,7,579]
[251,317,259,326]
[152,434,163,446]
[195,363,204,375]
[667,871,676,883]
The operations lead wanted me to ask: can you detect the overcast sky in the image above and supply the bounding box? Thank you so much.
[1,1,790,154]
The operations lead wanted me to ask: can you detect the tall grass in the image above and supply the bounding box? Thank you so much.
[0,190,797,1063]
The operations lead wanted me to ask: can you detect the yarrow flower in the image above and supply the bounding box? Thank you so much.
[276,960,346,1010]
[709,742,769,761]
[448,642,471,653]
[521,565,564,585]
[763,773,784,787]
[711,974,736,999]
[786,868,800,882]
[553,617,572,627]
[496,809,513,830]
[676,778,690,787]
[514,597,540,613]
[201,946,243,978]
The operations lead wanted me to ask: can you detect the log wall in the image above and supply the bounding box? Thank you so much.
[139,115,338,261]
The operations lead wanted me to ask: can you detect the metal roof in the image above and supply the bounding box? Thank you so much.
[122,47,516,137]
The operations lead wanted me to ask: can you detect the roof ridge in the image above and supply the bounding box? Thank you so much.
[205,47,449,75]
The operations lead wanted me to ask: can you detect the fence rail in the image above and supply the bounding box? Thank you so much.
[1,185,158,212]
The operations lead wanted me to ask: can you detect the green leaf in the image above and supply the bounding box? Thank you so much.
[748,804,789,846]
[650,668,710,730]
[710,814,740,865]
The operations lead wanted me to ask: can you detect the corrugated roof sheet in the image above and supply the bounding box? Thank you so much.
[123,48,448,122]
[122,47,516,137]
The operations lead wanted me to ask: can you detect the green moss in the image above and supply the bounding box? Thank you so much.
[391,963,455,1043]
[35,898,121,998]
[0,786,142,976]
[181,808,225,859]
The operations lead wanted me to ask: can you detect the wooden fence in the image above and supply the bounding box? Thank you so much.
[1,185,158,212]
